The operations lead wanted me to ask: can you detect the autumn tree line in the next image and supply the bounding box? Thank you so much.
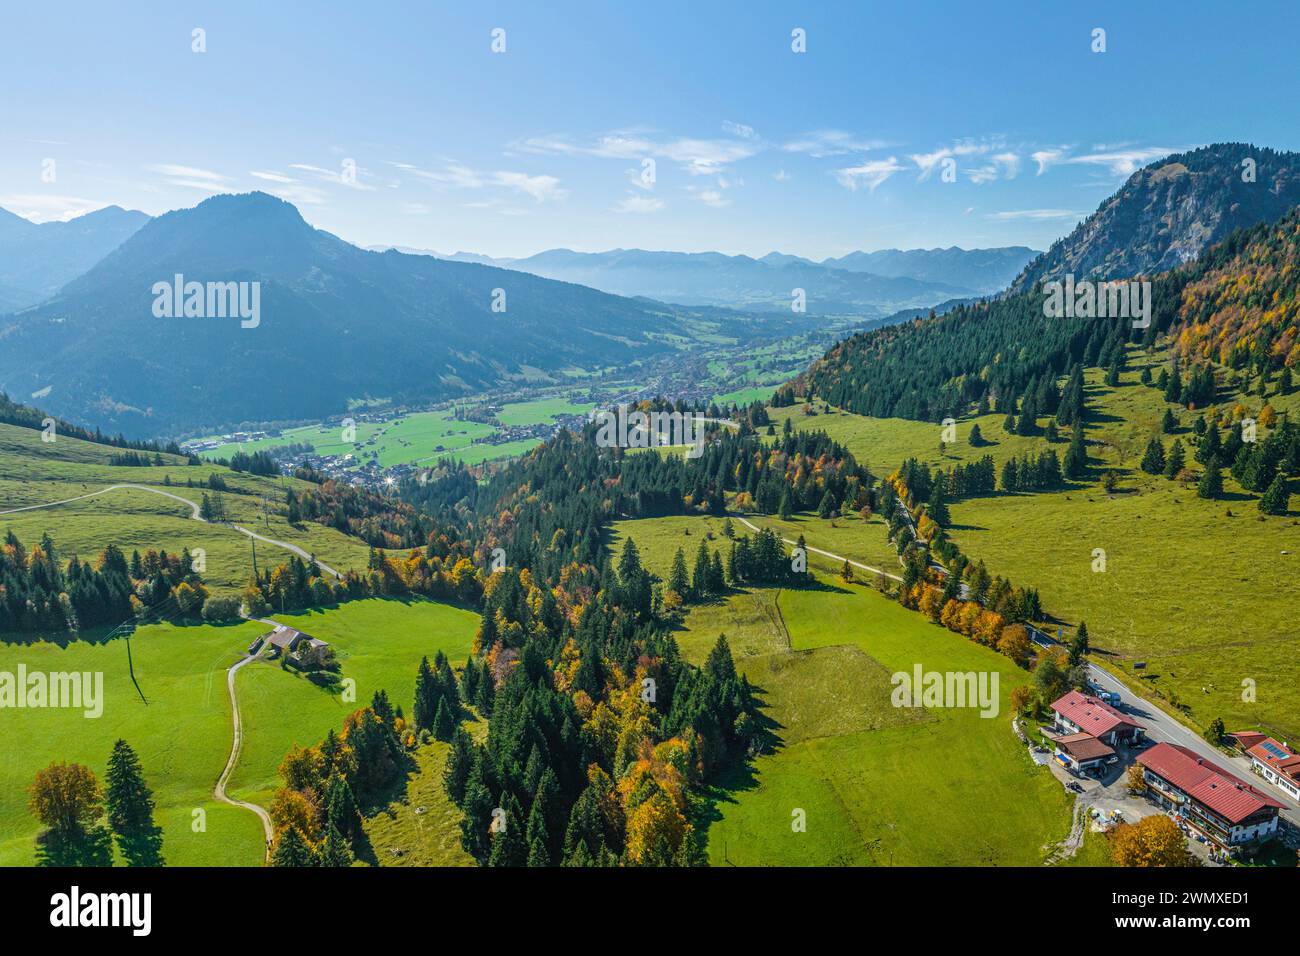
[0,532,216,634]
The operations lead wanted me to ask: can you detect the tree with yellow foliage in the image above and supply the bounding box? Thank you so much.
[1109,814,1196,867]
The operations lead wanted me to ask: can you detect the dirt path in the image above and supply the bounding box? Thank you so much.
[728,512,903,582]
[0,482,343,579]
[214,643,274,859]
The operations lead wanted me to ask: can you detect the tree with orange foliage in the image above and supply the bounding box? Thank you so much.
[1109,815,1196,867]
[996,624,1032,667]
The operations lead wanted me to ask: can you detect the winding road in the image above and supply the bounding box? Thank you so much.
[214,640,274,857]
[0,481,355,860]
[0,482,344,579]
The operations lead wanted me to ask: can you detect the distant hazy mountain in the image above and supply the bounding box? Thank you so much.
[822,246,1038,294]
[1011,143,1300,294]
[0,193,768,435]
[0,205,149,310]
[479,247,970,316]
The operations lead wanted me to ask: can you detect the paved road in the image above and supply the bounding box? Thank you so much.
[0,482,343,579]
[1085,664,1300,828]
[214,639,274,858]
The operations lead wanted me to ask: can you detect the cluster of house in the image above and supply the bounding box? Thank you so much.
[1042,689,1289,855]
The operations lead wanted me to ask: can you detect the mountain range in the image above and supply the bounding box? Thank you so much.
[0,205,149,312]
[1010,143,1300,294]
[0,193,796,435]
[372,245,1038,314]
[808,143,1300,422]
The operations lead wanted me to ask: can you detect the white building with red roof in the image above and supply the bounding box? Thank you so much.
[1044,690,1145,776]
[1138,742,1283,851]
[1240,736,1300,801]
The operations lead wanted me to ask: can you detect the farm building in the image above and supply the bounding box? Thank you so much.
[262,626,331,670]
[1137,742,1283,852]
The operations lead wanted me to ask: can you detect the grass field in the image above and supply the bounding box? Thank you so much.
[199,394,593,470]
[611,513,1078,866]
[781,350,1300,742]
[496,397,594,426]
[226,598,480,812]
[200,407,497,468]
[0,597,479,867]
[0,421,374,600]
[0,619,268,866]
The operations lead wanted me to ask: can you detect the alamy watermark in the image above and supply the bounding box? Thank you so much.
[0,666,103,718]
[1042,274,1150,330]
[891,665,999,718]
[152,274,261,329]
[593,405,705,459]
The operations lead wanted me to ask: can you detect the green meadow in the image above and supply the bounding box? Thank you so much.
[0,598,479,867]
[226,598,480,812]
[780,349,1300,741]
[0,421,373,597]
[611,514,1077,866]
[0,619,267,866]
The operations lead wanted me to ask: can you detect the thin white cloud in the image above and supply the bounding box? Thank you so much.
[1031,148,1067,175]
[393,161,566,203]
[985,208,1081,221]
[520,130,759,176]
[146,163,231,192]
[1031,146,1174,178]
[834,157,904,192]
[722,120,757,140]
[689,187,729,207]
[289,162,377,191]
[782,130,892,158]
[0,193,110,222]
[1064,147,1174,177]
[612,193,664,214]
[911,140,1014,183]
[249,170,296,184]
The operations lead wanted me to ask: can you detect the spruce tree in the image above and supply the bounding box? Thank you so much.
[413,656,439,732]
[319,823,353,867]
[325,774,361,843]
[433,697,455,742]
[488,797,526,867]
[1163,439,1185,479]
[1258,472,1290,515]
[668,547,689,596]
[1140,438,1166,475]
[443,729,474,804]
[270,826,315,867]
[1198,461,1223,499]
[104,739,163,866]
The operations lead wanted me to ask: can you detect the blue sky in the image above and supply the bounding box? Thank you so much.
[2,0,1298,259]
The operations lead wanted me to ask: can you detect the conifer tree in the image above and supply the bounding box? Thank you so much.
[1198,461,1223,499]
[104,739,163,866]
[270,826,315,867]
[1259,472,1290,515]
[1140,438,1166,475]
[1163,439,1185,479]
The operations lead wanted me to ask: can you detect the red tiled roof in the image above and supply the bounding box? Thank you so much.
[1138,743,1285,825]
[1050,690,1141,738]
[1246,737,1300,782]
[1228,731,1268,751]
[1052,732,1115,761]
